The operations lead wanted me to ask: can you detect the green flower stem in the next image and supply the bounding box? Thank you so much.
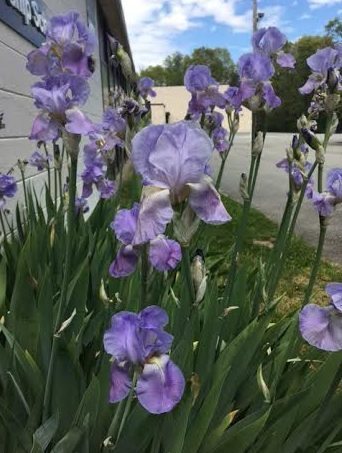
[182,246,196,303]
[42,154,78,422]
[215,155,227,191]
[19,167,28,209]
[116,372,138,443]
[106,398,126,443]
[140,244,149,309]
[58,168,63,207]
[54,167,58,209]
[215,130,237,191]
[0,210,6,236]
[43,144,52,194]
[303,220,327,306]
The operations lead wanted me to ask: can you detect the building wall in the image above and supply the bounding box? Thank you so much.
[0,0,104,213]
[151,86,252,133]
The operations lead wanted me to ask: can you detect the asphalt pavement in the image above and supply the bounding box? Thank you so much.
[212,133,342,264]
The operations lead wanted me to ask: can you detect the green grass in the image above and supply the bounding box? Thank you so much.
[200,195,342,316]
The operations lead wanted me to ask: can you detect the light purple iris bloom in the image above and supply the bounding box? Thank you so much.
[131,121,231,245]
[30,74,90,141]
[252,27,295,69]
[80,145,116,200]
[109,203,182,278]
[138,77,157,99]
[299,46,341,95]
[309,168,342,217]
[185,65,226,117]
[226,54,280,111]
[27,11,96,79]
[29,151,52,171]
[0,174,17,209]
[103,306,185,414]
[299,283,342,352]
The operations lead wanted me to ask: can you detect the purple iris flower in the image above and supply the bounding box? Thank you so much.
[131,121,231,245]
[80,145,116,200]
[212,127,229,153]
[30,74,90,141]
[75,196,89,215]
[225,54,280,111]
[138,77,157,99]
[109,203,182,278]
[299,46,341,95]
[185,65,226,117]
[308,168,342,217]
[27,12,96,79]
[299,283,342,352]
[103,306,185,414]
[205,111,224,129]
[29,151,52,171]
[0,174,17,209]
[252,27,296,69]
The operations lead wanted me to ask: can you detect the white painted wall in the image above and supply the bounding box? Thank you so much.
[151,85,252,133]
[0,0,103,216]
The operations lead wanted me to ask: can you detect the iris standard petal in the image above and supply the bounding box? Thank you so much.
[136,355,185,414]
[307,47,338,74]
[132,189,173,245]
[253,27,286,55]
[103,311,144,363]
[109,245,139,278]
[132,122,213,190]
[326,283,342,312]
[109,361,132,403]
[149,236,182,271]
[111,203,140,245]
[238,53,274,82]
[188,177,231,224]
[148,121,213,190]
[299,304,342,352]
[184,65,217,92]
[65,108,95,134]
[139,305,169,329]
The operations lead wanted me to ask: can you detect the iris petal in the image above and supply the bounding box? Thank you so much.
[103,311,144,363]
[188,177,231,224]
[326,283,342,311]
[299,304,342,352]
[109,361,131,403]
[109,245,139,278]
[132,189,173,245]
[136,355,185,414]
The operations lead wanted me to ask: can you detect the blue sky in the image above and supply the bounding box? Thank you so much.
[121,0,342,70]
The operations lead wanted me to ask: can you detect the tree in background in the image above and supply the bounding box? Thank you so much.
[325,17,342,42]
[267,35,334,132]
[140,47,237,86]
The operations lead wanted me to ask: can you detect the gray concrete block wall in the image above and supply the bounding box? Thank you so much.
[0,1,104,216]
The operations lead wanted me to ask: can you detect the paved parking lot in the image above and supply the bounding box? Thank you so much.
[212,133,342,264]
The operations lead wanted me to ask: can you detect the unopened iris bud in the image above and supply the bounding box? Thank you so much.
[297,115,308,131]
[252,131,264,156]
[191,249,207,305]
[286,147,294,162]
[239,173,249,200]
[291,134,299,151]
[327,68,339,92]
[99,279,113,306]
[301,128,322,153]
[173,205,200,246]
[232,113,240,134]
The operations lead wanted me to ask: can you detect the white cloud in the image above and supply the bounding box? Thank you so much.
[308,0,342,9]
[300,13,312,19]
[122,0,288,69]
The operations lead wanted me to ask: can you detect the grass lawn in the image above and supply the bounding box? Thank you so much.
[200,195,342,316]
